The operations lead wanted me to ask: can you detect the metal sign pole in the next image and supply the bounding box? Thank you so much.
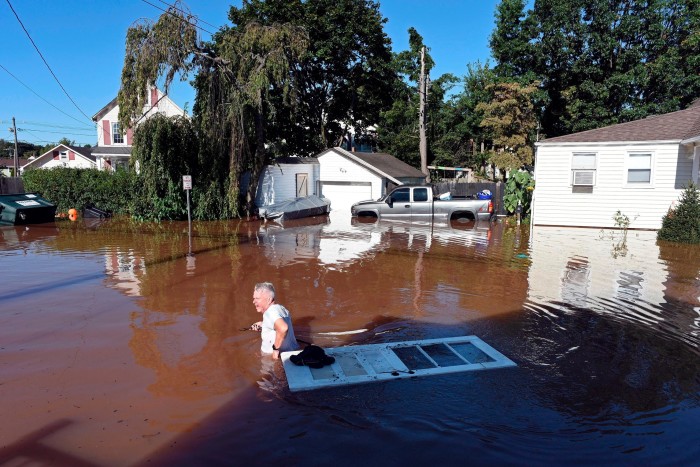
[183,175,193,257]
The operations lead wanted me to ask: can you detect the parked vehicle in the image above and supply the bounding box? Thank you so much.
[350,185,493,223]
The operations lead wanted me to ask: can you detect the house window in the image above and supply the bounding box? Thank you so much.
[626,153,652,185]
[59,151,68,160]
[571,153,596,193]
[112,122,124,144]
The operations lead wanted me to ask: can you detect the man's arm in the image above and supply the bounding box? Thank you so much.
[272,317,289,359]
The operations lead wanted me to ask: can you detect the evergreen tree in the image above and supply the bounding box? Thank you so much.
[658,183,700,244]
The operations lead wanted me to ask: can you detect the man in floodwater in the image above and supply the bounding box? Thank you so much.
[251,282,299,359]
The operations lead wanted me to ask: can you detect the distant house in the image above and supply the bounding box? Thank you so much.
[252,147,426,212]
[21,144,95,171]
[0,157,29,177]
[90,87,185,171]
[20,88,185,173]
[532,103,700,230]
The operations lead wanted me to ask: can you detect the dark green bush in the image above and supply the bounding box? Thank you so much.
[657,183,700,244]
[22,167,137,215]
[130,114,199,221]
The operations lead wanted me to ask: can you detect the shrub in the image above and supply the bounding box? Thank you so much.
[504,170,534,215]
[22,167,137,215]
[657,183,700,243]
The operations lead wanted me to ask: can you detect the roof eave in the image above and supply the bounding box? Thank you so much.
[681,135,700,145]
[535,139,683,147]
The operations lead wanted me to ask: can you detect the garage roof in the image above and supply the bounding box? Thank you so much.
[319,147,425,181]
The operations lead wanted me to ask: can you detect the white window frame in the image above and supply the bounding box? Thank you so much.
[624,152,654,188]
[571,152,597,186]
[112,122,124,144]
[59,150,68,161]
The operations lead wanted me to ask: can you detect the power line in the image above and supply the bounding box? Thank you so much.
[17,128,94,137]
[9,120,93,131]
[0,63,93,128]
[156,0,219,30]
[140,0,216,36]
[5,0,93,123]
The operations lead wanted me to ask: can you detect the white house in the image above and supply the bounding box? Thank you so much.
[532,102,700,230]
[21,144,96,172]
[91,87,185,171]
[21,88,185,173]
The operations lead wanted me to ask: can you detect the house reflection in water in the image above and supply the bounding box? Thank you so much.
[527,226,693,335]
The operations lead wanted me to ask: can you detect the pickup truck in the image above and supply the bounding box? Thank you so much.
[350,185,493,223]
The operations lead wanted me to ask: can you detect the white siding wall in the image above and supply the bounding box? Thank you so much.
[255,163,320,206]
[318,150,384,199]
[96,92,185,146]
[36,155,94,170]
[533,142,693,229]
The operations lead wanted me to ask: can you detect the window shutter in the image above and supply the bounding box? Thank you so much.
[53,150,59,160]
[151,88,158,108]
[126,128,133,145]
[102,120,111,145]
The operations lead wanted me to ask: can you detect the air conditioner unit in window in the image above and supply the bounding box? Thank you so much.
[573,170,595,186]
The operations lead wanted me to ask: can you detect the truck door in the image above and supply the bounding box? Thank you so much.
[383,187,411,220]
[410,187,432,222]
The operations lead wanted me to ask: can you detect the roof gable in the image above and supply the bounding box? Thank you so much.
[23,144,95,168]
[539,105,700,145]
[320,147,425,182]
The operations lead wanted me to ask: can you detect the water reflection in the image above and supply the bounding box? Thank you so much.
[527,226,700,349]
[1,219,699,466]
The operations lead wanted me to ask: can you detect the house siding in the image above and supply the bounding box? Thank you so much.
[533,142,693,229]
[318,150,385,200]
[255,162,320,206]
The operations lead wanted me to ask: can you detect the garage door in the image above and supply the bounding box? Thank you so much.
[320,182,373,212]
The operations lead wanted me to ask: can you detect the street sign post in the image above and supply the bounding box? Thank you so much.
[183,175,193,256]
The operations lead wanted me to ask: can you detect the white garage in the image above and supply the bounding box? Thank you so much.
[319,182,373,211]
[316,147,425,213]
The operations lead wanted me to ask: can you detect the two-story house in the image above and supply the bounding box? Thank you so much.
[22,87,185,172]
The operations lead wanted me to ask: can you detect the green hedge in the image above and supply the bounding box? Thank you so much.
[22,167,138,215]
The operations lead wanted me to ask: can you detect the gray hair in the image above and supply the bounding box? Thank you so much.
[254,282,276,300]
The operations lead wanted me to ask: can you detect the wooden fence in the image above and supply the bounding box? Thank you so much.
[433,181,506,216]
[0,177,24,195]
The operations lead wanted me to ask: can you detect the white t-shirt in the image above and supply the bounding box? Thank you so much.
[260,303,298,354]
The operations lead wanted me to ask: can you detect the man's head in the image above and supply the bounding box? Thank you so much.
[253,282,276,313]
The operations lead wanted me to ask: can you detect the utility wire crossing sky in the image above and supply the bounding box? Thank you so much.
[0,0,501,147]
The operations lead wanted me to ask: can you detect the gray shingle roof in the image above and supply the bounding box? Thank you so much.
[539,104,700,144]
[90,146,132,155]
[349,151,426,178]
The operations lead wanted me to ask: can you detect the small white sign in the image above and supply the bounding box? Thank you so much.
[16,200,41,206]
[182,175,192,190]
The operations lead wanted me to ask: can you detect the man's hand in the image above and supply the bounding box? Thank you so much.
[250,322,262,331]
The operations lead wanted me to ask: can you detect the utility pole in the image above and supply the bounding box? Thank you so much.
[419,47,429,183]
[12,117,19,176]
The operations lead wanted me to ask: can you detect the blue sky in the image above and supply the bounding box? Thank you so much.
[0,0,502,148]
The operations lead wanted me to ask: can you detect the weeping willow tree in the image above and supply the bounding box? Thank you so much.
[118,1,307,218]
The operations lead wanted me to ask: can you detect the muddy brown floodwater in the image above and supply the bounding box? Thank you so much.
[1,213,699,466]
